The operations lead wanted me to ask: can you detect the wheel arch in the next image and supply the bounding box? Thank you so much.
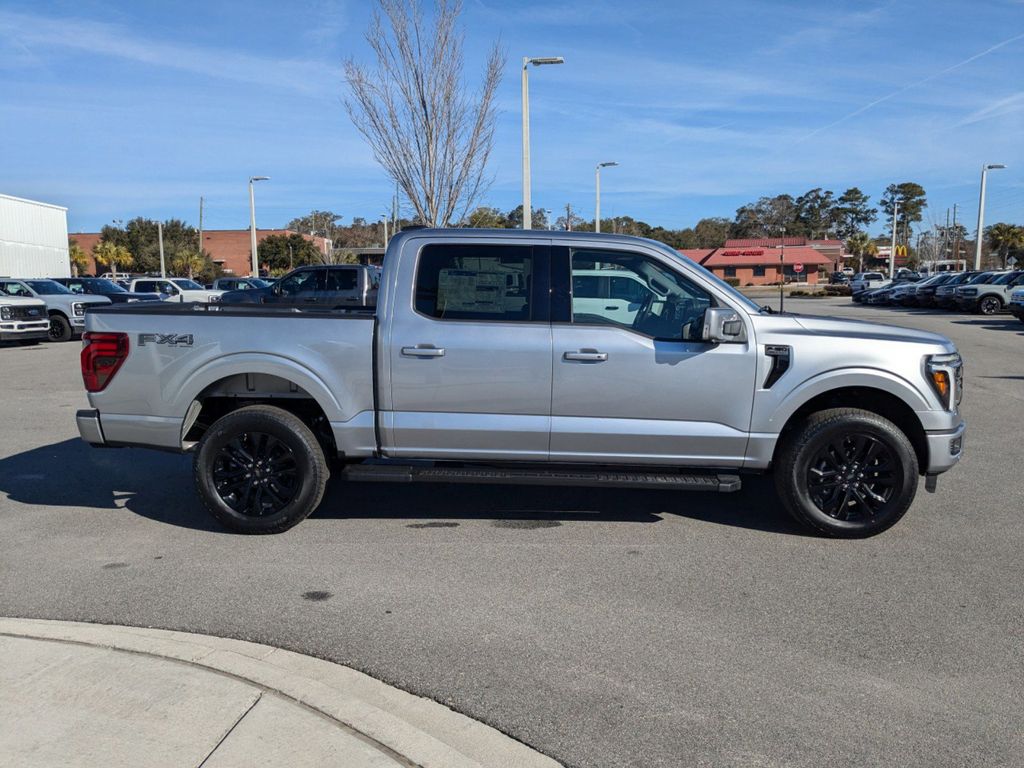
[176,355,347,454]
[773,385,928,473]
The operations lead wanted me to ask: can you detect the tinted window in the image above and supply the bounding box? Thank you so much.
[573,276,602,299]
[134,281,159,293]
[90,279,126,293]
[324,269,357,292]
[172,279,204,290]
[570,249,712,341]
[25,280,71,295]
[416,244,534,321]
[277,270,322,296]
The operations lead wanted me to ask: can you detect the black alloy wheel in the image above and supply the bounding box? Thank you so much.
[48,314,72,342]
[806,432,899,522]
[211,431,299,517]
[979,296,1002,315]
[194,405,329,534]
[774,407,919,537]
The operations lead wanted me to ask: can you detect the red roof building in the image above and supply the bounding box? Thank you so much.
[680,246,832,285]
[68,229,331,277]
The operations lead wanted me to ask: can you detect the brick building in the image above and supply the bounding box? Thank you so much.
[68,229,331,277]
[679,245,833,285]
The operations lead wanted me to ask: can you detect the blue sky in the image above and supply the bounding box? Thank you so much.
[1,0,1022,236]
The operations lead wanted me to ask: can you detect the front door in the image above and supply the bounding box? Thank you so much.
[550,246,758,467]
[384,239,552,460]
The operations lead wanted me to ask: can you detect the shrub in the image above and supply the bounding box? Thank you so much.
[823,284,852,296]
[725,277,740,287]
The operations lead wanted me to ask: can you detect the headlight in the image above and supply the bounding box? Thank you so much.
[0,306,11,321]
[73,302,85,316]
[208,295,220,303]
[926,352,963,411]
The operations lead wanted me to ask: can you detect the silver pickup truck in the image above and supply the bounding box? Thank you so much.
[76,229,966,537]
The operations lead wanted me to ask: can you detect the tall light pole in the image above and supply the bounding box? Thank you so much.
[595,161,618,233]
[248,176,269,276]
[888,198,900,279]
[521,56,564,230]
[975,163,1006,270]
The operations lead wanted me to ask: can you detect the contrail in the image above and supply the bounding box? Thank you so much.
[797,31,1024,143]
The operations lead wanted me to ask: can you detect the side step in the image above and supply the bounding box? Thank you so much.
[342,463,742,493]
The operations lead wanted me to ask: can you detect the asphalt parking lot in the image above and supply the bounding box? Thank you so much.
[1,298,1022,768]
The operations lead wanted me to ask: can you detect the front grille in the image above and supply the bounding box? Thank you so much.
[8,306,44,320]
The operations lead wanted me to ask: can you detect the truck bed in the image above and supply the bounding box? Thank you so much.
[83,301,378,455]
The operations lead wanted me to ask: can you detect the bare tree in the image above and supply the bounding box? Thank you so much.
[344,0,504,227]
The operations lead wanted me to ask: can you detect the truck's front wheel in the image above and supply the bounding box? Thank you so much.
[774,408,919,537]
[194,405,329,534]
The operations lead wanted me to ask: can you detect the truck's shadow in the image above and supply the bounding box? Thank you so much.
[0,439,800,536]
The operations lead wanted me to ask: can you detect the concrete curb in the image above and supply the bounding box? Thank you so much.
[0,618,560,768]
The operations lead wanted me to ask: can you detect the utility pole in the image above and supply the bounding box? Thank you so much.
[158,220,166,278]
[952,204,960,270]
[564,203,573,232]
[198,197,204,257]
[888,199,900,279]
[779,226,786,313]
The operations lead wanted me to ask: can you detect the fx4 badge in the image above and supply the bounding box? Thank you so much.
[138,333,194,347]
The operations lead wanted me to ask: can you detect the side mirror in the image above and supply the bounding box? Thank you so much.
[701,307,747,344]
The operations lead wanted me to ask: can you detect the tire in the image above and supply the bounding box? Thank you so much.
[774,408,919,538]
[48,314,72,342]
[193,405,329,534]
[978,295,1002,315]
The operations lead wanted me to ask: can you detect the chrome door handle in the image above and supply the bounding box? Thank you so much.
[563,350,608,362]
[401,346,445,357]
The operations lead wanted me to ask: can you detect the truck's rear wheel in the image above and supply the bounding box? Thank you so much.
[774,408,918,538]
[194,405,328,534]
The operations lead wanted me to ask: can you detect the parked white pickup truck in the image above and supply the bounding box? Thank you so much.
[128,277,224,303]
[77,229,966,537]
[0,295,50,344]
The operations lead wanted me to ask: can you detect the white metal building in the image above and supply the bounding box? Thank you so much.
[0,193,71,278]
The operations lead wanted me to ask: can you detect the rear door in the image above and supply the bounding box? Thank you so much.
[383,238,553,460]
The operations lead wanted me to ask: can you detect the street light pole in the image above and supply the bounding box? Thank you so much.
[248,176,269,277]
[975,163,1006,270]
[595,161,618,233]
[521,56,563,230]
[889,198,900,279]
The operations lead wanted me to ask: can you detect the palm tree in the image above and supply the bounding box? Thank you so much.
[170,250,206,280]
[92,241,134,276]
[845,232,878,272]
[68,242,89,277]
[985,223,1024,269]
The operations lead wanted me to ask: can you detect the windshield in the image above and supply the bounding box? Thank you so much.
[90,279,127,293]
[967,272,996,284]
[992,272,1021,285]
[249,278,271,288]
[172,279,204,290]
[25,280,71,295]
[655,242,761,313]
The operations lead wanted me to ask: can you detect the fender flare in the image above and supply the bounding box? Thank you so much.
[759,367,932,433]
[168,352,347,423]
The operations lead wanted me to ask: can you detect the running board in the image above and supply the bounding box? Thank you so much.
[342,464,741,493]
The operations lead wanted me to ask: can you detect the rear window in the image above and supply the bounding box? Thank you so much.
[415,244,535,321]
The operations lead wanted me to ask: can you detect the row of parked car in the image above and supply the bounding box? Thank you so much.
[0,265,381,345]
[848,269,1024,320]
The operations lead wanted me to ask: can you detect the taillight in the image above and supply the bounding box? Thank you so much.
[81,332,129,392]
